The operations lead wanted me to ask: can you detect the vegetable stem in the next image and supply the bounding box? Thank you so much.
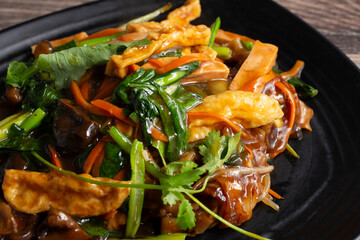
[20,108,46,133]
[109,126,133,155]
[208,17,221,47]
[0,111,31,140]
[78,31,125,47]
[185,192,271,240]
[212,46,232,60]
[118,3,172,29]
[126,140,146,237]
[31,151,164,190]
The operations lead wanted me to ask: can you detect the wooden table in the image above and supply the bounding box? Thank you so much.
[0,0,359,68]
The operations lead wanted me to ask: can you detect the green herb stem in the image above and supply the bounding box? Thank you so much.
[185,192,271,240]
[286,143,300,158]
[154,62,199,87]
[31,151,164,190]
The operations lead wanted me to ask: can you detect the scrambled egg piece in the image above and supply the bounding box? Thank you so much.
[188,90,284,142]
[2,170,130,218]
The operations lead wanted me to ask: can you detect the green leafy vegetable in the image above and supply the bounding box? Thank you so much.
[112,62,200,162]
[5,39,151,90]
[100,142,130,179]
[78,218,122,238]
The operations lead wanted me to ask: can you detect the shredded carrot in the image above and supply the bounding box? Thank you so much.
[83,139,106,174]
[146,58,166,68]
[119,34,133,42]
[113,165,130,181]
[242,144,254,168]
[274,81,296,132]
[240,71,277,93]
[80,79,91,101]
[91,146,106,177]
[115,120,134,137]
[103,209,118,220]
[156,53,212,75]
[128,64,141,74]
[214,57,224,63]
[268,189,284,199]
[187,112,241,134]
[280,60,304,80]
[91,99,135,126]
[81,28,122,41]
[94,78,121,100]
[70,80,111,117]
[151,126,169,142]
[48,144,63,169]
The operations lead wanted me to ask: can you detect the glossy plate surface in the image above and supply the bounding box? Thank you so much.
[0,0,360,239]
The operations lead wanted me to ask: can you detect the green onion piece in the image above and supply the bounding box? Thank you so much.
[241,40,254,51]
[286,143,300,158]
[287,77,318,98]
[212,46,232,60]
[109,126,133,155]
[118,3,172,29]
[154,61,199,87]
[78,31,126,47]
[0,111,31,140]
[208,17,221,47]
[52,40,78,51]
[185,192,271,240]
[126,140,146,237]
[20,108,46,133]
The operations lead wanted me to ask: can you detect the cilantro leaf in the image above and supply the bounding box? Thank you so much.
[176,198,196,230]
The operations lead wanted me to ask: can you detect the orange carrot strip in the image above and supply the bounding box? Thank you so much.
[103,209,118,220]
[82,28,122,41]
[269,189,284,199]
[94,78,121,100]
[48,144,63,169]
[151,126,169,142]
[147,58,165,68]
[156,53,212,75]
[187,112,242,135]
[80,79,91,101]
[280,60,304,80]
[91,146,106,177]
[128,64,141,74]
[91,99,135,126]
[70,80,111,117]
[274,81,296,131]
[113,165,130,181]
[83,140,106,174]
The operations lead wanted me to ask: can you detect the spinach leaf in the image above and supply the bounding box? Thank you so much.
[22,79,61,110]
[78,217,122,238]
[0,124,46,151]
[100,142,129,179]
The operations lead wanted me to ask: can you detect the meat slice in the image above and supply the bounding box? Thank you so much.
[2,169,131,218]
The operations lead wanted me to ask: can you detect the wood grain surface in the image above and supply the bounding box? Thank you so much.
[0,0,359,68]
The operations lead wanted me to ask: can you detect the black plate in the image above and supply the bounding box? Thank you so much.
[1,0,360,239]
